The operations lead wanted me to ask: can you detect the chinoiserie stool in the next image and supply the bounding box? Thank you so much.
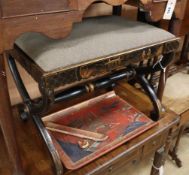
[7,15,179,175]
[163,69,189,167]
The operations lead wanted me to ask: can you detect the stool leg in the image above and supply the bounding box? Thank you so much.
[0,54,24,175]
[137,75,162,121]
[7,54,63,174]
[32,115,64,175]
[7,55,52,118]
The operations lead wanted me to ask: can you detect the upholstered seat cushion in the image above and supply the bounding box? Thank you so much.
[15,16,175,72]
[163,70,189,115]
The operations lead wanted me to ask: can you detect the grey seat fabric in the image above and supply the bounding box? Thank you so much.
[15,16,175,72]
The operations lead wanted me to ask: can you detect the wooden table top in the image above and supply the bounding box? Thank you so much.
[0,82,179,175]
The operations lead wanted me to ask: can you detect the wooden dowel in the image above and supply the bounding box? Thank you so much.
[45,122,108,142]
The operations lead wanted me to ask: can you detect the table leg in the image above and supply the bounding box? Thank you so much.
[0,54,24,175]
[151,147,165,175]
[150,129,173,175]
[169,125,185,167]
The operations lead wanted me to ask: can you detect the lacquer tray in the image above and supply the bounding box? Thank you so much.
[42,91,157,170]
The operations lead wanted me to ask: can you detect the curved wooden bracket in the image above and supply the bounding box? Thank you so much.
[2,11,83,52]
[136,74,163,121]
[78,0,127,10]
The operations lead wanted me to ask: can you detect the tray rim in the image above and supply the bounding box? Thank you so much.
[42,91,158,170]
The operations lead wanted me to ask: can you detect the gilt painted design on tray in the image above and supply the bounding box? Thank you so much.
[42,91,157,169]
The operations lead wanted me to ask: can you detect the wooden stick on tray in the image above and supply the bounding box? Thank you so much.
[44,122,108,142]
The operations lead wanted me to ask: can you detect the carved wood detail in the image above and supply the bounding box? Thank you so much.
[0,0,179,53]
[77,0,127,10]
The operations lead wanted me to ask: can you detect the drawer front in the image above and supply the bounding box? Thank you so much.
[180,111,189,126]
[96,149,141,175]
[1,0,77,18]
[142,134,166,156]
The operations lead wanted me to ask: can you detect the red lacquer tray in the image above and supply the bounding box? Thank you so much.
[42,91,157,170]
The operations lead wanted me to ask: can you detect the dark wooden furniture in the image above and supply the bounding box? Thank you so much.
[163,0,189,64]
[178,1,189,64]
[163,68,189,167]
[167,0,189,67]
[0,1,180,175]
[162,1,189,167]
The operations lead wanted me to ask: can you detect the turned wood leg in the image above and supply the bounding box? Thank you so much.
[169,126,185,167]
[151,129,173,175]
[151,147,165,175]
[0,54,24,175]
